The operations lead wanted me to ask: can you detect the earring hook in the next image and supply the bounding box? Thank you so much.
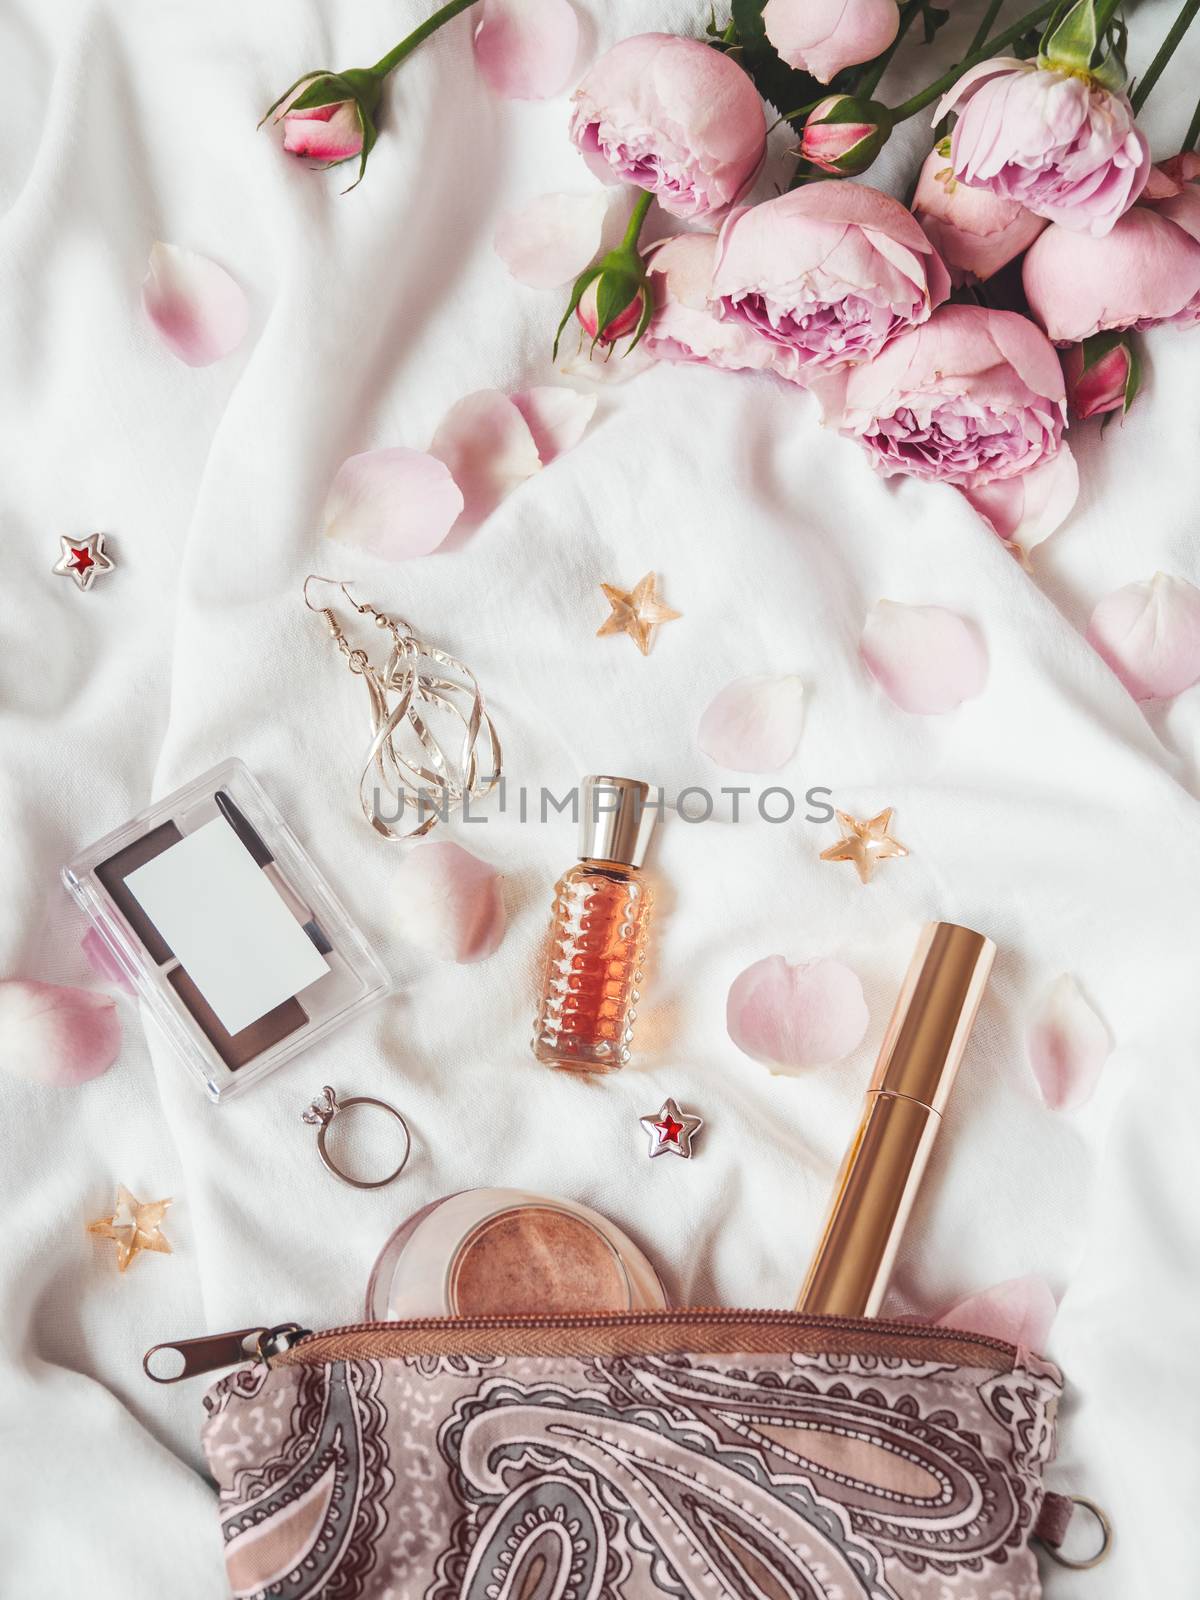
[303,574,362,615]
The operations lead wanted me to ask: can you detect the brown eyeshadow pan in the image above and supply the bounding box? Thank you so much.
[95,820,185,965]
[167,967,308,1072]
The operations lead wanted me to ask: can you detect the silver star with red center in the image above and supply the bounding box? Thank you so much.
[53,532,114,591]
[639,1096,704,1160]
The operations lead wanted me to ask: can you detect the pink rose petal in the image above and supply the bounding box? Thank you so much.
[1027,973,1112,1110]
[698,675,806,772]
[395,842,506,963]
[860,602,988,715]
[429,390,542,526]
[494,191,607,288]
[0,979,121,1086]
[959,445,1079,550]
[81,929,136,996]
[280,94,364,161]
[141,242,249,367]
[938,1275,1058,1351]
[1086,572,1200,701]
[324,447,464,560]
[727,955,868,1071]
[473,0,578,100]
[511,385,596,463]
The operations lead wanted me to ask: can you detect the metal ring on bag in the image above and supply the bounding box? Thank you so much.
[1042,1495,1113,1570]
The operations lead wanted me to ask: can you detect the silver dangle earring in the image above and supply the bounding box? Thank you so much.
[304,576,502,841]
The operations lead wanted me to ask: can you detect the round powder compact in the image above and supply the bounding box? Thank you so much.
[449,1204,629,1316]
[366,1189,668,1320]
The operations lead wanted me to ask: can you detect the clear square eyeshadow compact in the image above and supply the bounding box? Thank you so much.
[63,759,390,1102]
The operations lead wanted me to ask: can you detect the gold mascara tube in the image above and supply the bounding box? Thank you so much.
[797,921,995,1317]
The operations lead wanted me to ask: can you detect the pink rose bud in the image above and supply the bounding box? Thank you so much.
[800,96,891,177]
[936,58,1149,237]
[764,0,900,85]
[569,34,767,220]
[262,69,382,188]
[912,144,1046,284]
[576,278,645,344]
[1062,332,1140,419]
[554,193,655,361]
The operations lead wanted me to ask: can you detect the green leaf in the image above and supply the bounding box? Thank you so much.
[287,72,358,113]
[341,108,378,194]
[593,267,641,340]
[259,69,330,128]
[624,290,656,355]
[1078,328,1126,371]
[552,267,599,360]
[922,5,951,43]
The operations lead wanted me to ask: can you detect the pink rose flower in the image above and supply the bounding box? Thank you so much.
[642,233,795,376]
[839,304,1067,490]
[936,59,1150,237]
[711,182,950,379]
[569,34,767,221]
[912,146,1046,284]
[763,0,899,85]
[1023,171,1200,342]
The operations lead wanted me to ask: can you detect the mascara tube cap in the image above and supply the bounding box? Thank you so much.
[869,921,995,1112]
[797,922,995,1318]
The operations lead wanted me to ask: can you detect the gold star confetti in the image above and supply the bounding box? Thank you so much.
[820,807,909,884]
[597,572,681,656]
[87,1186,173,1273]
[52,532,114,592]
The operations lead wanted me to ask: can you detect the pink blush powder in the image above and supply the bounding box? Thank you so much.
[448,1205,630,1316]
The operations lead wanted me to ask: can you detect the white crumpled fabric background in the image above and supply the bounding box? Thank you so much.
[1,1,1198,1595]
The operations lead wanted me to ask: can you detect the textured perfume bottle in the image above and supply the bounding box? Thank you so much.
[532,776,659,1075]
[533,863,653,1072]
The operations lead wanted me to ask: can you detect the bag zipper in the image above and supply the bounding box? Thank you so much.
[143,1308,1019,1384]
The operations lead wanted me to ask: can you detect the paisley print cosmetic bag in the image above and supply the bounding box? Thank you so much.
[197,1310,1087,1600]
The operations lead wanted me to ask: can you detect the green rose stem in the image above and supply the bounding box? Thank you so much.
[621,190,655,249]
[1131,0,1200,112]
[888,0,1059,122]
[1185,90,1200,150]
[966,0,1009,53]
[370,0,481,75]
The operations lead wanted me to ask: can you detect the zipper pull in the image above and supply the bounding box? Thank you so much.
[143,1322,309,1383]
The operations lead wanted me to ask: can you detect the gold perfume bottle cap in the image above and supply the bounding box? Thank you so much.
[579,776,659,869]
